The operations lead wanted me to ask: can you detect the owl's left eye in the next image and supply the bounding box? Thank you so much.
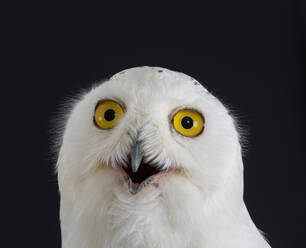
[94,100,124,129]
[172,109,204,137]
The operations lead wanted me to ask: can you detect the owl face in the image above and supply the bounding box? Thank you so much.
[58,67,241,197]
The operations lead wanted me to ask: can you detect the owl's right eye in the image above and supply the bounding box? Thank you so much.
[94,100,124,129]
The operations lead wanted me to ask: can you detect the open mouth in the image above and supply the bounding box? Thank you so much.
[120,156,165,194]
[123,155,161,183]
[116,141,167,194]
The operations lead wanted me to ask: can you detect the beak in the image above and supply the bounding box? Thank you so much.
[130,141,143,173]
[120,140,162,195]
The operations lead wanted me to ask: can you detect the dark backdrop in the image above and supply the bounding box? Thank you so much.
[3,1,305,247]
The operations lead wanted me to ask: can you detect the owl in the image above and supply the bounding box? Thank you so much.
[56,66,271,248]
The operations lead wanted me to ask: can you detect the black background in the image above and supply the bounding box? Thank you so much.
[3,1,305,247]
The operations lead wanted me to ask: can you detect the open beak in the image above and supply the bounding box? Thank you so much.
[119,141,165,195]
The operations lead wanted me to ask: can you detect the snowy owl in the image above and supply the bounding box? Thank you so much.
[56,66,271,248]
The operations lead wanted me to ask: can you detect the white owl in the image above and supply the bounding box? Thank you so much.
[56,66,271,248]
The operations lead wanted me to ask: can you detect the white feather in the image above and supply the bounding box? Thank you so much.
[56,66,271,248]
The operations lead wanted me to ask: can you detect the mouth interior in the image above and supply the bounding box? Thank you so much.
[122,156,162,183]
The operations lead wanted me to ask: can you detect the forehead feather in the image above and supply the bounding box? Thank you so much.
[95,66,208,103]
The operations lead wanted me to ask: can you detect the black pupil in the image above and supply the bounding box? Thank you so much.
[181,116,193,129]
[104,109,116,121]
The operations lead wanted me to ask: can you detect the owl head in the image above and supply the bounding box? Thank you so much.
[57,66,244,212]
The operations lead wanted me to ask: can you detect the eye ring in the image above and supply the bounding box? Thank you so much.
[170,108,205,137]
[93,99,125,129]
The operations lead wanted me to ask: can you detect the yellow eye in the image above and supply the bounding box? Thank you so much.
[172,109,204,137]
[94,100,124,129]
